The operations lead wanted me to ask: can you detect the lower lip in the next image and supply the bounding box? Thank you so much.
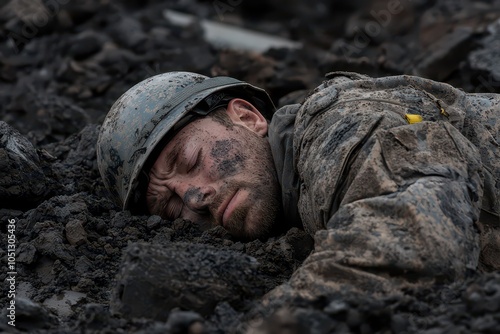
[223,190,241,225]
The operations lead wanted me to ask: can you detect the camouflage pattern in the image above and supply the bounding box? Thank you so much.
[267,72,500,300]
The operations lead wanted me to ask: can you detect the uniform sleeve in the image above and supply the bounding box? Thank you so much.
[269,120,484,300]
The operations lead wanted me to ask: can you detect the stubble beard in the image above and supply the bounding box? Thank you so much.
[224,136,282,240]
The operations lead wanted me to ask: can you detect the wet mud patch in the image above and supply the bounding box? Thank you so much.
[211,139,247,177]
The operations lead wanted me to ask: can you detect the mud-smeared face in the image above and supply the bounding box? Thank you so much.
[146,104,281,239]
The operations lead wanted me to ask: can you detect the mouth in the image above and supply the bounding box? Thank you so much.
[217,189,239,227]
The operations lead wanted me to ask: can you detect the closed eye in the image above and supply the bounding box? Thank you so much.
[188,148,202,173]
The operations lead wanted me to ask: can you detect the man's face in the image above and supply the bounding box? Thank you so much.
[146,99,281,239]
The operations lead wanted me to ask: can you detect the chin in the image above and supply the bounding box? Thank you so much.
[242,212,277,240]
[225,193,280,240]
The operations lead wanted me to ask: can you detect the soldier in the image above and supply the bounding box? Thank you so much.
[97,71,499,296]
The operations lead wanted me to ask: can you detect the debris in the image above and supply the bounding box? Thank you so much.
[164,10,302,52]
[413,27,475,81]
[0,121,55,209]
[65,220,88,246]
[43,290,87,318]
[0,297,58,332]
[111,242,268,319]
[467,19,500,93]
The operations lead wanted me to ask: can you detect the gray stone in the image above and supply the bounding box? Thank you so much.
[17,243,37,264]
[0,121,51,209]
[111,242,267,320]
[468,19,500,93]
[413,27,474,81]
[65,220,87,246]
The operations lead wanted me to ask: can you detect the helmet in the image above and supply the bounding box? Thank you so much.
[96,71,275,211]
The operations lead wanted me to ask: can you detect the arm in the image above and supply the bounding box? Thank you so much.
[287,120,483,298]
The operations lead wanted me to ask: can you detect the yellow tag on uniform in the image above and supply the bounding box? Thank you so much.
[405,114,423,124]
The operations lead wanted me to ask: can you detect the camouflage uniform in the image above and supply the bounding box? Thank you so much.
[267,72,500,299]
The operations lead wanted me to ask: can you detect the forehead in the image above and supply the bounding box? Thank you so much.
[154,116,225,164]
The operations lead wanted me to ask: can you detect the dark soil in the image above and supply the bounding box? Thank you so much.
[1,0,499,333]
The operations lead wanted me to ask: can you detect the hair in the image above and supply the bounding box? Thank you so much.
[207,107,235,129]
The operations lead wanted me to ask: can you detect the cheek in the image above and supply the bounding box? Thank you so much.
[145,177,165,212]
[208,139,247,178]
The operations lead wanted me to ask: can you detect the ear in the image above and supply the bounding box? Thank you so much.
[225,98,268,137]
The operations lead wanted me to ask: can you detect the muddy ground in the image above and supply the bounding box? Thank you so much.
[1,0,500,333]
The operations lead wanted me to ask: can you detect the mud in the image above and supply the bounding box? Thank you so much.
[211,139,246,177]
[1,0,500,333]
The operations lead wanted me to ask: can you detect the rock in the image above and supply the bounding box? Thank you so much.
[3,89,91,145]
[0,121,54,209]
[379,42,412,73]
[76,304,114,332]
[111,210,131,228]
[34,229,74,262]
[60,0,102,27]
[65,220,88,246]
[1,0,59,42]
[17,243,37,264]
[43,125,106,197]
[413,27,475,81]
[467,19,500,93]
[324,300,349,316]
[67,30,104,60]
[243,307,306,334]
[109,16,147,50]
[390,314,410,333]
[74,252,92,267]
[147,215,163,230]
[465,278,500,315]
[43,290,87,318]
[165,310,205,334]
[5,297,58,332]
[111,242,268,320]
[209,302,242,334]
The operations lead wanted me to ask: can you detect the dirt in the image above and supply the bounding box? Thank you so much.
[1,0,500,333]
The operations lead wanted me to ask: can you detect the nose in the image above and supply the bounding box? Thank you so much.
[175,182,216,213]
